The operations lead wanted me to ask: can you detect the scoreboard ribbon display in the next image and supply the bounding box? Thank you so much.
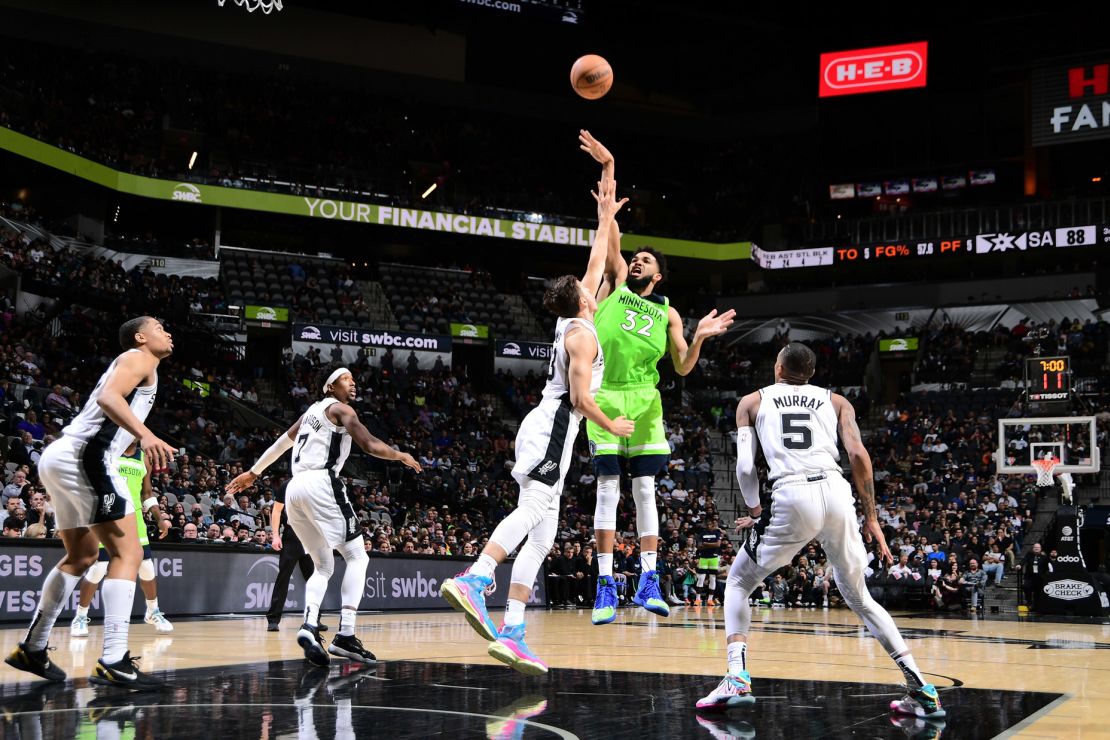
[754,224,1110,269]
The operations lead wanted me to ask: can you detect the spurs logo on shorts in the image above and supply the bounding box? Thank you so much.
[536,461,557,476]
[101,492,116,516]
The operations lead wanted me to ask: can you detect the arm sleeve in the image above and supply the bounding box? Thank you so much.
[735,426,761,510]
[250,434,295,476]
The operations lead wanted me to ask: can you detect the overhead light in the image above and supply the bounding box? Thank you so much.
[1093,177,1102,183]
[188,151,198,170]
[421,183,437,199]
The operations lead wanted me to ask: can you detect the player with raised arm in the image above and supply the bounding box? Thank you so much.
[6,316,177,690]
[227,365,422,666]
[578,130,735,625]
[71,441,174,638]
[696,342,944,721]
[440,177,635,675]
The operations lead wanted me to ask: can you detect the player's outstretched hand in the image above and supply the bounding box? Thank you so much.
[734,516,756,531]
[140,433,178,473]
[226,471,258,495]
[579,129,613,167]
[592,178,628,223]
[608,415,635,438]
[862,519,894,565]
[397,452,423,473]
[695,308,736,340]
[271,532,283,552]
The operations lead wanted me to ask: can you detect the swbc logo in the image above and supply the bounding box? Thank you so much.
[502,342,522,356]
[171,183,203,203]
[245,556,282,610]
[299,325,322,340]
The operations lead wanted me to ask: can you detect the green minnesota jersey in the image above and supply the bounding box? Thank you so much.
[101,450,148,549]
[594,284,670,388]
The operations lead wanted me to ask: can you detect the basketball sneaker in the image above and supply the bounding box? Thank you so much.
[890,684,945,719]
[695,671,755,710]
[144,609,173,633]
[90,652,165,691]
[4,643,65,682]
[632,571,670,616]
[694,715,757,739]
[485,695,548,740]
[889,714,948,739]
[440,572,498,641]
[487,624,548,676]
[328,633,378,665]
[71,614,90,637]
[591,576,618,625]
[296,623,330,667]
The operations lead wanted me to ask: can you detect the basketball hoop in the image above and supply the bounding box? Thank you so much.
[1031,456,1060,487]
[217,0,283,14]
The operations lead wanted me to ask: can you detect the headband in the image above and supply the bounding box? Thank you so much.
[323,367,351,393]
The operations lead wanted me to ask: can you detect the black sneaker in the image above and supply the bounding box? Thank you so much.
[328,633,377,665]
[4,643,66,682]
[318,622,329,633]
[266,622,280,632]
[296,624,330,666]
[89,652,166,691]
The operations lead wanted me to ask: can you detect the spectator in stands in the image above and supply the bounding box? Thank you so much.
[23,522,46,539]
[0,496,23,529]
[1019,542,1049,608]
[3,514,25,537]
[7,431,39,468]
[24,489,54,536]
[2,469,28,506]
[15,410,44,440]
[934,562,962,609]
[182,522,199,542]
[960,559,988,612]
[982,544,1005,585]
[43,384,72,415]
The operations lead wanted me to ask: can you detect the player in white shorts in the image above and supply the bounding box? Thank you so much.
[696,342,945,721]
[228,364,422,666]
[6,316,177,691]
[439,177,635,675]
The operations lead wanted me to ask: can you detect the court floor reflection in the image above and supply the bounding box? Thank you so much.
[0,658,1062,739]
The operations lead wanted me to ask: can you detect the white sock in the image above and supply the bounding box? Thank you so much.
[339,608,356,637]
[145,598,158,613]
[470,553,497,580]
[25,568,82,651]
[598,553,614,578]
[75,603,90,619]
[641,551,657,573]
[504,598,526,627]
[894,653,927,688]
[101,578,136,664]
[727,641,747,675]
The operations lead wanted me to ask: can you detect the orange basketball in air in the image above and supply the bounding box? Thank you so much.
[570,54,613,99]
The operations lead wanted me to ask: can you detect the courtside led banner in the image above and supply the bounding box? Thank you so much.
[819,42,928,98]
[0,126,750,262]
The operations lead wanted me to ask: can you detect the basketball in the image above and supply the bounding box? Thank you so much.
[570,54,613,99]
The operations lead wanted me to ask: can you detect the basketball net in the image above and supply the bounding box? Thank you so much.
[1031,456,1060,487]
[217,0,283,14]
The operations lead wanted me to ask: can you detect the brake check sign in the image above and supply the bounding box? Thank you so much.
[819,42,928,97]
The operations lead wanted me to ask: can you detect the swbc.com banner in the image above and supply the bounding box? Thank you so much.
[0,544,543,621]
[293,323,453,352]
[496,339,553,361]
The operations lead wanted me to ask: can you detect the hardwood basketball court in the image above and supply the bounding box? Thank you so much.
[2,605,1107,738]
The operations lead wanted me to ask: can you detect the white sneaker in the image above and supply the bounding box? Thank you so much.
[145,609,174,632]
[695,671,755,710]
[71,614,90,637]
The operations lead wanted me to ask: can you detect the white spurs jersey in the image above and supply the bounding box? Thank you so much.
[63,349,157,458]
[543,317,604,412]
[291,397,352,476]
[755,383,840,481]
